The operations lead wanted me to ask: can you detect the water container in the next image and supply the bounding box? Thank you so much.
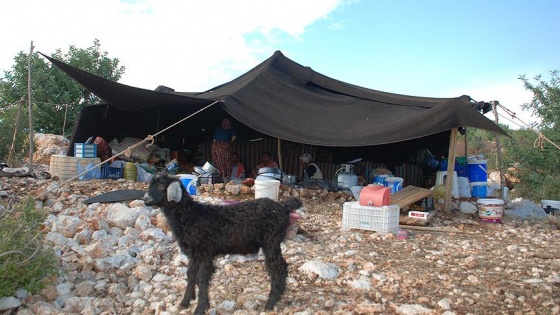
[123,162,137,182]
[359,184,391,206]
[467,159,487,182]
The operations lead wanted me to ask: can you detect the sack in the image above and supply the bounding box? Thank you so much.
[78,162,101,180]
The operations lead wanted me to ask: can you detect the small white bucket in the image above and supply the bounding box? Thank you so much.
[254,179,281,201]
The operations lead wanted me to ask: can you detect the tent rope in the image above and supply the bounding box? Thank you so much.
[496,103,560,151]
[36,100,221,198]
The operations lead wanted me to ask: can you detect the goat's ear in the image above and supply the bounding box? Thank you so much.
[167,181,182,202]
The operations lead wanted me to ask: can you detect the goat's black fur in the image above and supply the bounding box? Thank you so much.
[143,173,302,314]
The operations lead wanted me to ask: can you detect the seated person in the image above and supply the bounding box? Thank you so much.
[230,152,246,179]
[252,151,279,178]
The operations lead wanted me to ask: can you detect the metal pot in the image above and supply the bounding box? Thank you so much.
[202,162,219,174]
[193,166,206,175]
[282,174,297,185]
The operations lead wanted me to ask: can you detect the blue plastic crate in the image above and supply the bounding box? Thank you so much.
[74,143,97,158]
[101,163,123,179]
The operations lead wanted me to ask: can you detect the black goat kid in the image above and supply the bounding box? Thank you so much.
[143,173,302,314]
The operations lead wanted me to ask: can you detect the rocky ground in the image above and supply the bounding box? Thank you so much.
[0,172,559,315]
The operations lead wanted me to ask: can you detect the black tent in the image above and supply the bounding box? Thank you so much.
[42,51,506,176]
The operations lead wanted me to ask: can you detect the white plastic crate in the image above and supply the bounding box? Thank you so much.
[342,201,400,234]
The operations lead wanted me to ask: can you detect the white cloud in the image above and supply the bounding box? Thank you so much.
[1,0,342,91]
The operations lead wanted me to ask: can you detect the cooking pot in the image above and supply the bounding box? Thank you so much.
[257,167,282,181]
[193,166,206,175]
[282,174,297,185]
[202,162,219,174]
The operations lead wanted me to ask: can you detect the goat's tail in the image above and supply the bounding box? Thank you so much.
[282,196,303,212]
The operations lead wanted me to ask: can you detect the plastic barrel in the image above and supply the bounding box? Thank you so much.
[254,179,280,201]
[178,174,198,195]
[467,159,487,182]
[477,198,504,223]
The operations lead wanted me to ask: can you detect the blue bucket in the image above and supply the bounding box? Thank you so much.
[373,174,390,185]
[467,159,487,182]
[178,174,198,195]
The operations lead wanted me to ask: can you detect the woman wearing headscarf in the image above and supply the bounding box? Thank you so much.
[211,118,237,177]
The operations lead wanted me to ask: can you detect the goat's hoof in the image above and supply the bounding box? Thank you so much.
[179,300,191,308]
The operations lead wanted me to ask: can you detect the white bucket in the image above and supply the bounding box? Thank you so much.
[254,179,281,201]
[384,176,403,194]
[177,174,198,195]
[477,198,504,223]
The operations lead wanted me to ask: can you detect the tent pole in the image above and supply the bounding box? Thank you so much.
[277,138,283,169]
[444,128,458,212]
[491,100,506,198]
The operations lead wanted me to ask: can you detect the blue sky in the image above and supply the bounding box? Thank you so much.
[2,0,559,128]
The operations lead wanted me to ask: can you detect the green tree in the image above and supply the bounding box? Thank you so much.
[502,71,560,201]
[0,39,124,161]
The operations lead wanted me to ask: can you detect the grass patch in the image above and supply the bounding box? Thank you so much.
[0,197,58,297]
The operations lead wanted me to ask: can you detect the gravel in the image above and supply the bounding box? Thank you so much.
[1,174,559,315]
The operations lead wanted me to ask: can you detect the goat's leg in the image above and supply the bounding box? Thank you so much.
[263,243,288,310]
[193,259,215,315]
[180,259,199,308]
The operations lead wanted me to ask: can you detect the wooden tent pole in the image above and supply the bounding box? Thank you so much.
[444,128,458,212]
[491,101,506,198]
[277,138,282,169]
[26,41,35,175]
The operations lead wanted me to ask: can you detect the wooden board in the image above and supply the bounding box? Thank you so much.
[399,209,438,226]
[390,185,433,210]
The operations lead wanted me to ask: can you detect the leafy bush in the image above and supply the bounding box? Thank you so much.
[0,197,58,297]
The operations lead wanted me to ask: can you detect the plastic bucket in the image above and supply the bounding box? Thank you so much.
[477,198,504,223]
[373,174,390,185]
[384,177,404,194]
[467,159,487,182]
[470,181,487,198]
[254,179,281,201]
[178,174,198,195]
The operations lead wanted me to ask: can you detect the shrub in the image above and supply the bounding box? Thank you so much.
[0,197,58,297]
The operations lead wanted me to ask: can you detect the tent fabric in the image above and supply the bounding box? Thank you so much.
[42,51,506,158]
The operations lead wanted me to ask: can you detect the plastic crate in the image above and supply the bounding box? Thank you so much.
[101,163,123,179]
[342,201,400,234]
[74,143,98,158]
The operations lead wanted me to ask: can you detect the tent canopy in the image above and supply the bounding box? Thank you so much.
[42,51,506,162]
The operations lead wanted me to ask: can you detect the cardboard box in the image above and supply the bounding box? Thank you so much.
[408,211,429,220]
